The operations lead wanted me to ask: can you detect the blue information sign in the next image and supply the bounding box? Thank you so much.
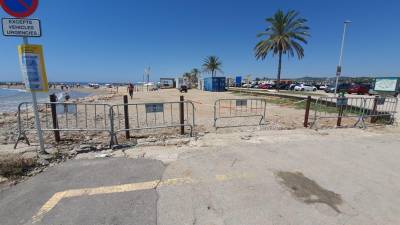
[145,103,164,113]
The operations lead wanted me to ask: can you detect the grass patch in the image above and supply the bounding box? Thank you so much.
[232,91,356,115]
[279,90,325,97]
[0,155,37,178]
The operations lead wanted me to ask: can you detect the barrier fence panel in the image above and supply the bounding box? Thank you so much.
[311,96,398,129]
[110,101,195,142]
[214,98,267,128]
[363,96,398,124]
[15,102,113,148]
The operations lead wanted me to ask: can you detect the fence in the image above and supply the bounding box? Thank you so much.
[110,99,195,143]
[14,102,113,148]
[363,96,398,123]
[311,96,398,129]
[14,97,195,148]
[214,98,267,128]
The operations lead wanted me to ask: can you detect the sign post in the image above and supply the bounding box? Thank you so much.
[1,0,47,154]
[18,41,48,153]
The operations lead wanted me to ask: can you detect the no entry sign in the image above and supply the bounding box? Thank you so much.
[0,0,39,18]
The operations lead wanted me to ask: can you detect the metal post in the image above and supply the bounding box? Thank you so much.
[337,94,345,127]
[23,37,46,154]
[49,94,60,142]
[304,96,312,127]
[371,95,379,123]
[179,96,185,135]
[334,21,351,96]
[123,95,130,139]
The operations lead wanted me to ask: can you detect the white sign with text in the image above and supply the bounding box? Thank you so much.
[2,18,41,37]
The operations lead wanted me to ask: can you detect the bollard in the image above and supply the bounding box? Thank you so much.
[49,94,60,142]
[304,96,312,127]
[179,96,185,135]
[371,95,379,123]
[123,95,130,139]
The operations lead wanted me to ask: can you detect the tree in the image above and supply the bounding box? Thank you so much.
[202,56,222,77]
[183,69,201,87]
[190,68,201,86]
[183,72,191,83]
[254,10,310,91]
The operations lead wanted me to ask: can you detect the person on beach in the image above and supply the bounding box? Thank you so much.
[127,83,134,99]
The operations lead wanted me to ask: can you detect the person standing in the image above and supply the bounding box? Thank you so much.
[127,83,134,99]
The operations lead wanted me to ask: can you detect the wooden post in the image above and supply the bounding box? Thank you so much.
[371,96,379,123]
[123,95,130,139]
[337,105,344,127]
[179,96,185,135]
[49,94,60,142]
[304,96,312,127]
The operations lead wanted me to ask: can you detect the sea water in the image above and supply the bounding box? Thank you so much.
[0,88,90,113]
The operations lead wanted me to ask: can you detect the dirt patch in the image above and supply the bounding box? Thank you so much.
[276,171,342,213]
[0,155,37,178]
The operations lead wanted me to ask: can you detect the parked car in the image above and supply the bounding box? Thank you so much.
[250,83,258,88]
[325,83,352,93]
[242,83,251,88]
[258,84,270,89]
[347,84,369,95]
[278,84,290,90]
[294,84,317,91]
[258,83,272,89]
[318,84,328,90]
[288,83,298,91]
[179,84,188,93]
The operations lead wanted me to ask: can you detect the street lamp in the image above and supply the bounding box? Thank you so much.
[334,20,352,96]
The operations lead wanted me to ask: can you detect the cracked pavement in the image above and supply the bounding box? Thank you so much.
[1,128,400,225]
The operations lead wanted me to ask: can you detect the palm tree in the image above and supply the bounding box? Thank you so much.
[254,10,309,91]
[190,68,201,86]
[183,72,191,83]
[202,56,222,77]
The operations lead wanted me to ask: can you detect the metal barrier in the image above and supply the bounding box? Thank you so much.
[311,96,398,129]
[214,98,267,128]
[110,101,196,143]
[14,102,113,148]
[363,96,398,124]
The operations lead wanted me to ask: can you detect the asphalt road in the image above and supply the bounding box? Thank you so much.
[1,128,400,225]
[0,158,165,225]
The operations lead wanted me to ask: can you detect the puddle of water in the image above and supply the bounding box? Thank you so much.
[276,171,342,213]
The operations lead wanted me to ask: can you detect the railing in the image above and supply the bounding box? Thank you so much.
[214,98,267,128]
[14,100,196,148]
[14,102,113,148]
[110,101,195,143]
[311,96,398,129]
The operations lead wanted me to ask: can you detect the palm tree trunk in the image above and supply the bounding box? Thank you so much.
[276,51,282,92]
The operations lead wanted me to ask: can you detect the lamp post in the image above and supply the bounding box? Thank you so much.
[334,20,351,96]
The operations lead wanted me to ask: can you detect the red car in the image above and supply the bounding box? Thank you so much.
[258,83,272,89]
[347,84,369,95]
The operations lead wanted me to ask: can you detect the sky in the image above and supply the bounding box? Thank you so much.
[1,0,399,82]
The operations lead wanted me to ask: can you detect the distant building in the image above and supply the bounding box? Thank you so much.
[159,78,175,89]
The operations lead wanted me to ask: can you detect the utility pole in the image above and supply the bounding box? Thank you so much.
[334,20,351,96]
[145,67,150,83]
[145,66,150,91]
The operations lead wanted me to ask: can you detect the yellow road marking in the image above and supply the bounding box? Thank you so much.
[32,173,249,224]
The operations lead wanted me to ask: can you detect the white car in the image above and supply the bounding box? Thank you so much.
[318,84,328,90]
[242,83,251,88]
[294,84,317,91]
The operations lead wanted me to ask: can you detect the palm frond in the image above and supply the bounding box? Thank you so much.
[255,10,310,60]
